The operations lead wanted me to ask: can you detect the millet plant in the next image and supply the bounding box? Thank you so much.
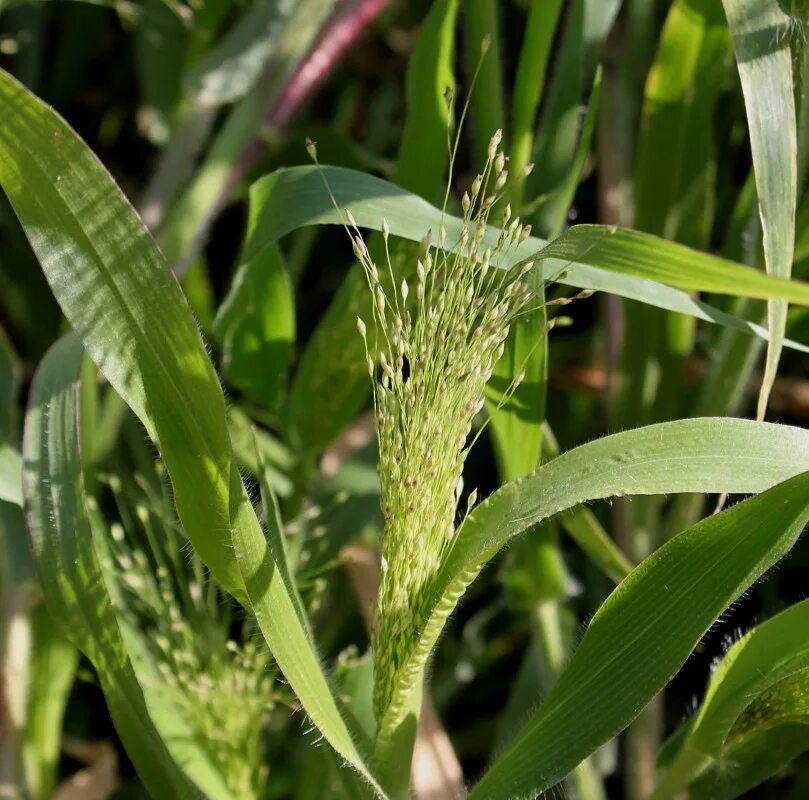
[2,1,809,799]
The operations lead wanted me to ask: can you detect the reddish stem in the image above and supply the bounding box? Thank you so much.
[267,0,391,132]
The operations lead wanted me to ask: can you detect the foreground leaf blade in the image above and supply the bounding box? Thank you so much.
[0,66,240,595]
[469,472,809,798]
[378,418,809,740]
[0,68,383,792]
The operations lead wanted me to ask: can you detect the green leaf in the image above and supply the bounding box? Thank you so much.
[464,0,505,167]
[690,723,809,800]
[528,0,622,235]
[23,335,227,798]
[244,166,809,351]
[213,242,295,411]
[508,0,565,211]
[542,65,602,239]
[723,0,798,417]
[158,0,335,269]
[485,264,546,482]
[540,224,809,304]
[0,67,242,594]
[287,258,374,451]
[134,0,188,145]
[228,406,295,497]
[661,670,809,798]
[376,418,809,741]
[253,432,312,643]
[635,0,730,247]
[542,423,632,582]
[468,471,809,799]
[392,0,459,202]
[653,598,809,797]
[0,68,384,794]
[184,1,296,106]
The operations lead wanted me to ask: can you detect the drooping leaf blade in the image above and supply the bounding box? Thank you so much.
[377,418,809,739]
[244,166,809,350]
[0,68,384,794]
[0,66,241,595]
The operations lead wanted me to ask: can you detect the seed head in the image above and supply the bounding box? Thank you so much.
[355,135,554,721]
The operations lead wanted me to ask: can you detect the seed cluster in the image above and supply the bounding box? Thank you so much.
[102,478,276,799]
[350,132,537,717]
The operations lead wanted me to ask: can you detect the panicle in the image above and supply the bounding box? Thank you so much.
[349,131,558,721]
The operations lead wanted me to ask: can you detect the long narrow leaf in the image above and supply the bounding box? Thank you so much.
[23,335,228,798]
[377,418,809,739]
[244,165,809,350]
[469,471,809,799]
[392,0,459,202]
[723,0,798,418]
[0,68,384,794]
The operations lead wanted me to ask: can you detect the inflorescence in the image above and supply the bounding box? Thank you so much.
[318,130,543,717]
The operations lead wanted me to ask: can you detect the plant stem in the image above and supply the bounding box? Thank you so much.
[650,743,713,800]
[626,700,664,800]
